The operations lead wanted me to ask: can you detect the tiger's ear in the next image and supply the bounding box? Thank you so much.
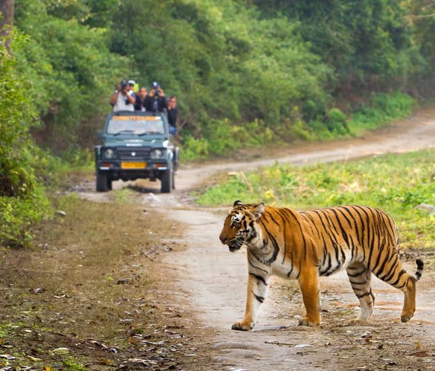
[233,200,243,207]
[253,202,265,220]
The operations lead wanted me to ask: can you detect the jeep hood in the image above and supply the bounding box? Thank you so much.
[103,137,167,147]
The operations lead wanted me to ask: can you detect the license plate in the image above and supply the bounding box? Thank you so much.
[121,162,146,169]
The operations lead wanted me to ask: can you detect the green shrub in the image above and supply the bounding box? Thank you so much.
[289,118,315,141]
[0,34,50,247]
[181,136,210,160]
[0,188,51,247]
[182,117,279,159]
[348,93,416,135]
[326,108,349,135]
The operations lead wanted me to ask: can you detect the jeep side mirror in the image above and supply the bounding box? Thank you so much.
[96,131,104,140]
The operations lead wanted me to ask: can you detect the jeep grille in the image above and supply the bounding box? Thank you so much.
[117,148,151,160]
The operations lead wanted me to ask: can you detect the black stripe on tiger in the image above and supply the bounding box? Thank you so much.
[248,256,269,275]
[249,273,268,286]
[253,292,265,303]
[357,291,372,299]
[264,228,280,264]
[347,269,367,278]
[414,259,424,281]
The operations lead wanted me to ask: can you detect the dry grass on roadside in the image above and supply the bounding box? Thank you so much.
[0,195,204,370]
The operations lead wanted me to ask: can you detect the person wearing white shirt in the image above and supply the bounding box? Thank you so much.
[110,81,135,112]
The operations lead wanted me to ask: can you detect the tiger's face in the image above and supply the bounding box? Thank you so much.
[219,201,264,252]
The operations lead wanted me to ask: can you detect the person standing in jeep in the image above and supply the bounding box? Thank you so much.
[134,87,148,111]
[145,82,167,113]
[167,96,178,135]
[110,81,135,112]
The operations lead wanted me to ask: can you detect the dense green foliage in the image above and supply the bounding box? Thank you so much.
[197,149,435,248]
[14,0,127,150]
[112,0,330,128]
[250,0,424,88]
[0,36,50,247]
[409,0,435,96]
[8,0,435,155]
[109,0,434,156]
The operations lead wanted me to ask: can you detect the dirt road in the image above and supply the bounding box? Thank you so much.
[156,108,435,370]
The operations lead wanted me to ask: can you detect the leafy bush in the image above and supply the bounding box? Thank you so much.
[0,33,50,247]
[181,136,210,161]
[348,93,416,135]
[0,188,50,247]
[326,108,349,135]
[182,117,277,159]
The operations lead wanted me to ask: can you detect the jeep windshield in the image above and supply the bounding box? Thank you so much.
[106,116,165,135]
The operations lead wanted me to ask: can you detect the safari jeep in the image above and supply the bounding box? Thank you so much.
[95,111,179,193]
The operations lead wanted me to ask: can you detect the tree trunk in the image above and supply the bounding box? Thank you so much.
[0,0,15,53]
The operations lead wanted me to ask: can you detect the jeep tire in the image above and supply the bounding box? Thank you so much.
[96,173,110,192]
[161,164,173,193]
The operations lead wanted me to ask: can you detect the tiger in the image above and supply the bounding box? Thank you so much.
[219,200,424,330]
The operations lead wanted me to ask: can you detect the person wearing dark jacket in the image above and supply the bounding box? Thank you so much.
[134,87,148,111]
[167,96,178,135]
[145,82,167,112]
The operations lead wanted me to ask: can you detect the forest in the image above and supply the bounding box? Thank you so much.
[1,0,435,246]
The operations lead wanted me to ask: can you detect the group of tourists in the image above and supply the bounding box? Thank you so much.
[110,80,178,135]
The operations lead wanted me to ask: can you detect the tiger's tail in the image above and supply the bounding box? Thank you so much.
[414,259,424,282]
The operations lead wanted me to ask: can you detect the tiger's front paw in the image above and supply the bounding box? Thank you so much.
[298,316,320,327]
[401,312,414,323]
[231,320,254,331]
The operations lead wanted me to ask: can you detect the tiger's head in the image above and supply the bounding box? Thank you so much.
[219,200,265,252]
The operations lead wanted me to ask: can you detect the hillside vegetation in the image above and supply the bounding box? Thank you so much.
[10,0,435,152]
[1,0,435,246]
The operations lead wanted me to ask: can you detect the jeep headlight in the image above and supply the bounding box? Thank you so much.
[151,149,165,159]
[103,148,116,159]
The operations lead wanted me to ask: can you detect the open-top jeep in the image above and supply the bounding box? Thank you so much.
[95,111,179,193]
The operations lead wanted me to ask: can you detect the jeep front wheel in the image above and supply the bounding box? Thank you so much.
[161,164,173,193]
[96,173,110,192]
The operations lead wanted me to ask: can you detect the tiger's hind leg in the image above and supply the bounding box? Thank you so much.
[347,263,375,321]
[401,277,416,323]
[374,257,422,323]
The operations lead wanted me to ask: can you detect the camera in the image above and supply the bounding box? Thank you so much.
[152,82,160,96]
[120,82,128,91]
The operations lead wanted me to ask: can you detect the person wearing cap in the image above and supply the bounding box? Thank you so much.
[145,82,167,112]
[127,80,137,100]
[110,80,135,112]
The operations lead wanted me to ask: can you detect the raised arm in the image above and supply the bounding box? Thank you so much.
[126,92,136,104]
[110,91,119,106]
